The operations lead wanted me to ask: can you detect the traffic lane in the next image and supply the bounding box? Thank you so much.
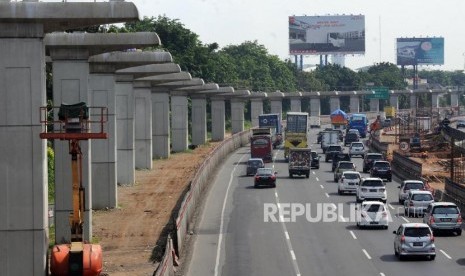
[187,148,250,276]
[273,151,381,276]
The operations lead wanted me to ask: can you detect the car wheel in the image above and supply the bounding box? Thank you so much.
[394,247,399,257]
[272,183,276,188]
[306,173,309,178]
[334,177,337,182]
[356,197,361,203]
[429,255,436,261]
[457,229,462,236]
[399,199,404,205]
[398,254,405,261]
[316,165,319,169]
[363,168,367,173]
[325,158,329,162]
[383,225,388,230]
[254,184,258,188]
[388,178,392,182]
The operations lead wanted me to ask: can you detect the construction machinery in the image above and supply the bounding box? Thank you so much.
[40,102,107,276]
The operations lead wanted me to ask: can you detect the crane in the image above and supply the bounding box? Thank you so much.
[40,102,107,276]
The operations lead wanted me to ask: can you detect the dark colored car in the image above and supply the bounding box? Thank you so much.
[246,158,264,176]
[370,160,392,182]
[344,132,359,146]
[335,129,344,141]
[457,120,465,129]
[311,151,320,169]
[325,145,343,162]
[317,131,323,143]
[363,153,384,173]
[254,168,277,188]
[332,152,351,172]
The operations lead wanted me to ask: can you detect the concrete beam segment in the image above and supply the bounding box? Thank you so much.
[231,98,246,133]
[176,83,219,92]
[191,94,207,146]
[136,72,193,85]
[291,98,302,112]
[134,81,152,169]
[151,88,171,158]
[115,76,135,185]
[115,63,181,78]
[330,96,340,112]
[45,32,160,57]
[211,97,226,141]
[310,98,321,116]
[89,51,173,73]
[410,94,417,109]
[170,91,189,152]
[389,95,399,110]
[270,99,283,115]
[432,93,440,108]
[350,96,360,113]
[251,98,264,127]
[451,92,459,107]
[156,78,204,89]
[0,2,139,33]
[369,98,380,112]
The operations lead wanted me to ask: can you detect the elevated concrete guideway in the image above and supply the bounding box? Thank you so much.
[0,1,140,275]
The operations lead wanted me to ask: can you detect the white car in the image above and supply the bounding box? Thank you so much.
[398,180,426,204]
[356,177,387,203]
[404,190,434,217]
[338,171,361,194]
[349,142,365,157]
[356,201,389,229]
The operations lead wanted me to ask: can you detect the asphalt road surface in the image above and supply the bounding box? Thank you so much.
[187,127,465,276]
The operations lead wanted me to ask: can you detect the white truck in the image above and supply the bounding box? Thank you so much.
[288,148,311,178]
[321,131,339,153]
[309,116,321,128]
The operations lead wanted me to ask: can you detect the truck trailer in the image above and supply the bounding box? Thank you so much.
[288,148,311,178]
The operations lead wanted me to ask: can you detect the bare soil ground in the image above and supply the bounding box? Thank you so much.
[92,140,223,276]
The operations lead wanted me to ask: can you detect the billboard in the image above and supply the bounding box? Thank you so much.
[396,37,444,65]
[289,15,365,55]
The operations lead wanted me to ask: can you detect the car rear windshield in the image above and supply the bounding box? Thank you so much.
[351,143,363,147]
[363,204,385,212]
[368,155,383,160]
[404,183,424,190]
[311,152,318,158]
[339,163,354,169]
[412,194,433,201]
[344,173,359,179]
[374,162,390,168]
[248,160,263,166]
[328,146,342,151]
[404,227,431,237]
[362,180,384,187]
[257,168,272,175]
[432,206,459,214]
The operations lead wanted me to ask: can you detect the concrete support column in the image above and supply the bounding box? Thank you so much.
[171,92,189,152]
[330,96,340,112]
[389,95,399,110]
[88,73,117,209]
[152,89,170,158]
[369,98,380,112]
[432,93,440,108]
[250,98,263,127]
[211,97,226,141]
[451,92,459,108]
[290,98,301,112]
[410,95,417,109]
[270,99,282,115]
[191,95,207,146]
[310,98,321,116]
[231,98,245,133]
[115,76,135,185]
[350,96,360,113]
[50,52,93,244]
[0,24,48,275]
[134,81,152,169]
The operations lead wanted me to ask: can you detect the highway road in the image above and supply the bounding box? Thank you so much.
[187,128,465,276]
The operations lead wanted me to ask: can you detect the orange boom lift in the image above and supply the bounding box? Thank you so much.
[40,102,107,276]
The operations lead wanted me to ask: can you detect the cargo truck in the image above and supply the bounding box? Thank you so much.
[250,128,273,162]
[288,148,311,178]
[309,116,321,128]
[284,112,309,160]
[258,113,283,149]
[384,106,396,118]
[321,130,339,153]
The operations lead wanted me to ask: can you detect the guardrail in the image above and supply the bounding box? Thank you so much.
[154,130,251,275]
[370,138,389,155]
[391,151,423,180]
[444,178,465,217]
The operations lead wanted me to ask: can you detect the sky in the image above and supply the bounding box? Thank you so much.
[47,0,465,71]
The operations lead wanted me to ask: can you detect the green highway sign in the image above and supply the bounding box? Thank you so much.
[366,86,389,100]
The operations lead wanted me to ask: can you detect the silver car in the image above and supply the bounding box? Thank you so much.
[356,177,386,203]
[349,142,365,157]
[393,223,436,260]
[338,171,361,194]
[404,190,434,217]
[398,180,426,204]
[356,201,389,229]
[333,161,356,182]
[423,202,462,235]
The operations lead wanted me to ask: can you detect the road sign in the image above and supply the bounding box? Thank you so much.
[366,86,389,100]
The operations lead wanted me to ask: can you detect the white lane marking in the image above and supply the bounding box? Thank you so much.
[380,273,386,276]
[401,216,410,223]
[214,153,247,276]
[277,203,281,209]
[285,231,290,240]
[316,177,320,181]
[275,192,279,198]
[362,249,372,260]
[339,216,346,222]
[312,171,316,175]
[349,230,357,240]
[319,184,324,189]
[325,192,330,198]
[388,204,395,210]
[290,250,296,260]
[440,249,452,259]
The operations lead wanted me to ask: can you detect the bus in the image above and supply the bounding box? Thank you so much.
[348,113,368,138]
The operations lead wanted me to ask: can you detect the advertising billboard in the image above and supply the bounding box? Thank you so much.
[396,37,444,65]
[289,15,365,55]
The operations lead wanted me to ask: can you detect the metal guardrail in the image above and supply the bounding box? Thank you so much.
[444,178,465,218]
[391,151,422,180]
[371,138,389,154]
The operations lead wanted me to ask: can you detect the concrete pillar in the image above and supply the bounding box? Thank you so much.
[115,75,135,185]
[410,95,417,109]
[231,98,245,133]
[330,96,340,112]
[134,81,152,169]
[171,91,189,152]
[290,98,301,112]
[270,99,283,115]
[88,73,117,209]
[350,96,360,113]
[49,51,93,244]
[0,23,48,276]
[211,97,226,141]
[152,89,170,158]
[432,93,440,108]
[251,98,263,127]
[389,95,399,110]
[369,98,380,112]
[191,95,207,145]
[451,92,459,107]
[310,98,321,116]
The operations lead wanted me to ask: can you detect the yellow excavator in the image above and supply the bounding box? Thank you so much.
[40,102,107,276]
